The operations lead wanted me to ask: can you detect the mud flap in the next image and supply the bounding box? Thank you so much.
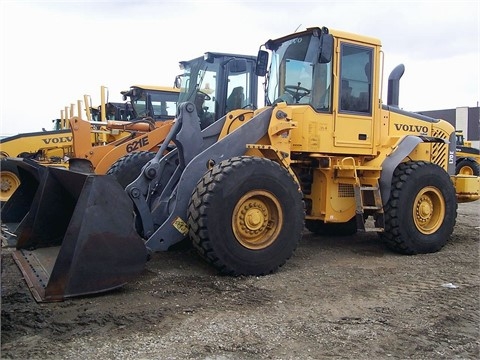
[11,166,147,302]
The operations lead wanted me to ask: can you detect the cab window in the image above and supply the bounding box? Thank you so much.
[339,44,373,114]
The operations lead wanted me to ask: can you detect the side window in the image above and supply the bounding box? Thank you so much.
[150,91,178,118]
[226,72,247,111]
[195,69,217,129]
[339,44,373,114]
[311,61,332,112]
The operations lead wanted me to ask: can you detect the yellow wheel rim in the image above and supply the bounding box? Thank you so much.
[413,186,445,234]
[458,165,474,175]
[0,170,21,202]
[232,190,283,250]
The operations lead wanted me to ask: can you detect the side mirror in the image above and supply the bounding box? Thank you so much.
[256,50,269,76]
[174,75,182,89]
[319,34,333,64]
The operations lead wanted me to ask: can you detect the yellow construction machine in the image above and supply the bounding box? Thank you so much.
[0,102,78,203]
[0,85,180,203]
[0,128,71,202]
[5,27,479,302]
[455,130,480,175]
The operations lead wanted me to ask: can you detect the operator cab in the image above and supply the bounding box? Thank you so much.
[121,86,179,121]
[175,52,258,129]
[257,26,380,154]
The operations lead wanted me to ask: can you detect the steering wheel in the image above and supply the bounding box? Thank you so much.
[197,90,211,101]
[284,84,311,103]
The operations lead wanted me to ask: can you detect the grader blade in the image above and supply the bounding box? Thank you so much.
[11,166,147,302]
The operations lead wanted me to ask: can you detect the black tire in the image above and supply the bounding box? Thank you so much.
[380,161,457,254]
[188,156,305,276]
[106,151,155,188]
[455,158,480,176]
[0,158,21,203]
[305,217,357,236]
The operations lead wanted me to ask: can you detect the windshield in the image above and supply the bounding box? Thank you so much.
[177,57,215,105]
[267,34,332,112]
[176,57,218,126]
[131,89,178,120]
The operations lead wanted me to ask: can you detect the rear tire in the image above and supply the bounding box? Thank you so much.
[455,158,480,176]
[0,159,21,203]
[106,151,155,188]
[188,156,305,276]
[380,161,457,254]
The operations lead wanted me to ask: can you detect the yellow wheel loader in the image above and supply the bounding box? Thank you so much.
[455,130,480,175]
[6,28,480,302]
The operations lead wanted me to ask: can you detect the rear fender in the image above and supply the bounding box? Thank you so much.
[379,136,422,205]
[379,135,450,205]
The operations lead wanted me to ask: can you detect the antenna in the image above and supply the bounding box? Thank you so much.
[294,24,302,33]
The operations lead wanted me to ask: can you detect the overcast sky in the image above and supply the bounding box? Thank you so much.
[0,0,478,135]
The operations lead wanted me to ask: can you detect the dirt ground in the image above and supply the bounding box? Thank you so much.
[1,201,479,360]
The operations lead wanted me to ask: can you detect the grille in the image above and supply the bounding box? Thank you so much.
[431,127,449,168]
[338,183,354,198]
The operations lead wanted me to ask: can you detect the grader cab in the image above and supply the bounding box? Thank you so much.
[5,27,480,302]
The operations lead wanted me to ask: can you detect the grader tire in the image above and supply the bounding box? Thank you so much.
[455,158,480,176]
[305,217,357,236]
[106,151,155,188]
[380,161,457,254]
[188,156,305,276]
[0,159,21,203]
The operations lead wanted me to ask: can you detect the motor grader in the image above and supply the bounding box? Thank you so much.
[6,27,480,303]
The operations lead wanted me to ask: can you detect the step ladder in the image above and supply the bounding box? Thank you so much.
[338,157,385,232]
[353,184,384,232]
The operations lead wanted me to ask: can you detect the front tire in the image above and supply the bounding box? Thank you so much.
[380,161,457,254]
[106,151,155,188]
[188,156,305,276]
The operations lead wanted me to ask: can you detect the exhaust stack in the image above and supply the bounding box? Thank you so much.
[387,64,405,108]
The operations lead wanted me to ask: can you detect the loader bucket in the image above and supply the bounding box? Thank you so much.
[11,166,147,302]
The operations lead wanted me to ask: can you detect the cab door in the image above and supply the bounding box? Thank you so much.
[334,42,374,153]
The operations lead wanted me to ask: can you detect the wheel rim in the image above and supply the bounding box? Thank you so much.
[458,165,473,175]
[232,190,283,250]
[0,171,21,202]
[412,186,445,234]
